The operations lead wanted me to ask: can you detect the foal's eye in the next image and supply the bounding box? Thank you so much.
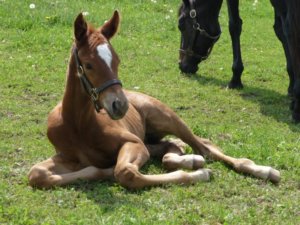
[85,63,93,70]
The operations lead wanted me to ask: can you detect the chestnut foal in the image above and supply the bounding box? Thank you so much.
[28,11,280,189]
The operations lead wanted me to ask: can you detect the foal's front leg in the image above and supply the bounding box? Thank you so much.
[114,141,210,189]
[28,154,114,188]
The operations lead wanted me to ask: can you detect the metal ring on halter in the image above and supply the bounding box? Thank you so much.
[77,65,84,76]
[190,9,197,18]
[193,23,200,30]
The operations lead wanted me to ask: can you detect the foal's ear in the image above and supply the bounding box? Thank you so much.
[100,10,120,40]
[74,13,88,43]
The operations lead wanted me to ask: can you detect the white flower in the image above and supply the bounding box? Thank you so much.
[82,11,89,16]
[253,0,258,7]
[165,15,170,20]
[151,0,157,3]
[29,3,35,9]
[169,9,173,13]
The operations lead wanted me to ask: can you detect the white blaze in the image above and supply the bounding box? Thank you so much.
[96,43,112,70]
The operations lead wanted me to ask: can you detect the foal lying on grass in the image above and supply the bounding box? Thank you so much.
[28,11,280,189]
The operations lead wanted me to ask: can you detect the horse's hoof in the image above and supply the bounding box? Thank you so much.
[228,80,244,89]
[292,112,300,123]
[190,168,212,182]
[192,155,206,169]
[268,168,280,184]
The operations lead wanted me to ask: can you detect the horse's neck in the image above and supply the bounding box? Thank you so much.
[61,51,94,125]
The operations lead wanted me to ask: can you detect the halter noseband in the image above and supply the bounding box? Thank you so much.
[73,47,122,113]
[179,6,221,61]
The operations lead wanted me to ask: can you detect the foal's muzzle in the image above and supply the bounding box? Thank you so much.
[101,88,129,120]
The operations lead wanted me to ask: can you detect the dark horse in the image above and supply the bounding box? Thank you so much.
[178,0,300,122]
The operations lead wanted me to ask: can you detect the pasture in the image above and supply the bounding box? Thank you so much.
[0,0,299,224]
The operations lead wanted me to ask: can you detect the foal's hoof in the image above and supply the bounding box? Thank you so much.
[192,155,205,169]
[190,168,212,182]
[268,168,280,184]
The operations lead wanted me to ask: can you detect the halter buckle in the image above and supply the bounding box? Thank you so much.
[90,88,99,102]
[190,9,197,18]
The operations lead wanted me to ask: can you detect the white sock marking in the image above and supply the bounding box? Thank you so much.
[96,43,112,70]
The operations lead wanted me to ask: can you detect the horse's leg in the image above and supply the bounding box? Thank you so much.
[114,141,211,189]
[270,0,300,121]
[142,97,280,183]
[226,0,244,89]
[28,154,114,188]
[285,1,300,122]
[273,10,300,121]
[271,7,295,97]
[147,139,205,171]
[292,80,300,122]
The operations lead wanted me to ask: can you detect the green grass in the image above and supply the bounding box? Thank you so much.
[0,0,299,224]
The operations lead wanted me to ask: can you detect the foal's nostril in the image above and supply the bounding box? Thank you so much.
[111,98,128,119]
[112,99,121,113]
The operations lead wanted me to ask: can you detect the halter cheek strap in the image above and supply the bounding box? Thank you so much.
[73,47,122,112]
[179,6,221,61]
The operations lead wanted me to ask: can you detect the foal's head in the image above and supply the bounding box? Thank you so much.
[178,0,222,74]
[73,11,128,120]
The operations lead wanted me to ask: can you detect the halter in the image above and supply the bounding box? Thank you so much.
[73,47,122,113]
[179,5,221,61]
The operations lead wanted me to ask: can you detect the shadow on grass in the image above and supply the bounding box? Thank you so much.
[68,159,164,207]
[183,72,300,132]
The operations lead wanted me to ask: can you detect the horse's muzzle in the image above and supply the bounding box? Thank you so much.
[110,97,129,120]
[101,89,129,120]
[179,62,199,74]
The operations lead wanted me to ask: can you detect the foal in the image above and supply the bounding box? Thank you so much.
[28,11,280,189]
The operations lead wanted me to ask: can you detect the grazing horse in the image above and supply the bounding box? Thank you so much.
[28,11,280,189]
[178,0,300,122]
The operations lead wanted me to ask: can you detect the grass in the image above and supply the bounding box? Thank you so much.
[0,0,299,224]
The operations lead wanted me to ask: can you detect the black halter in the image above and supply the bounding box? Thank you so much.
[179,5,221,61]
[73,47,122,112]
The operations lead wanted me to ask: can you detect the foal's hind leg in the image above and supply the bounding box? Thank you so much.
[147,140,205,171]
[142,96,280,183]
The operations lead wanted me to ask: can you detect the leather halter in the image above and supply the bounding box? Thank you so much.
[179,5,221,61]
[73,47,122,112]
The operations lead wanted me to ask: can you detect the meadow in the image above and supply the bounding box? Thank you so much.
[0,0,299,224]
